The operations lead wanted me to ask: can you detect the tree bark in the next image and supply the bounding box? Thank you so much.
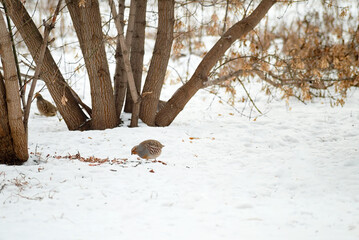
[155,0,276,126]
[124,0,147,113]
[66,0,118,130]
[0,11,27,164]
[0,73,19,164]
[109,0,141,127]
[139,0,174,125]
[3,0,89,130]
[114,0,126,118]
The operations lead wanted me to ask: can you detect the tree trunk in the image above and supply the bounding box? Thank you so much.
[109,0,141,127]
[155,0,276,126]
[0,10,28,163]
[0,73,21,164]
[66,0,118,130]
[3,0,89,130]
[139,0,174,125]
[114,0,126,119]
[124,0,147,113]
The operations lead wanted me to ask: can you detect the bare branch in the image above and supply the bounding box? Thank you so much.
[203,69,247,87]
[222,0,230,34]
[237,77,263,114]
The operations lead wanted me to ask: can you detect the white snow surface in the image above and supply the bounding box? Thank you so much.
[1,2,359,239]
[1,84,359,240]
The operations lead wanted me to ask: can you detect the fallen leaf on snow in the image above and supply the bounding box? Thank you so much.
[189,137,200,140]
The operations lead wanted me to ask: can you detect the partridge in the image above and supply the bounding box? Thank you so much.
[34,92,57,117]
[131,139,164,160]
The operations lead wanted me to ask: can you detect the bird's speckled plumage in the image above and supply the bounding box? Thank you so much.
[131,139,164,159]
[35,93,57,117]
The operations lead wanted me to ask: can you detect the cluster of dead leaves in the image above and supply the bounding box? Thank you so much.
[53,152,167,168]
[213,2,359,106]
[171,1,358,107]
[54,153,127,166]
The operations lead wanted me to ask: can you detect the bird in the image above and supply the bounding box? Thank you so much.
[34,92,57,117]
[131,139,164,160]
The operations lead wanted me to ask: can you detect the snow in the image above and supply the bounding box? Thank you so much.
[1,84,359,240]
[1,1,359,239]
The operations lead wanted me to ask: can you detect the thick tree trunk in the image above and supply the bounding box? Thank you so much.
[109,0,141,127]
[66,0,118,130]
[139,0,174,125]
[0,73,20,164]
[114,0,126,118]
[3,0,89,130]
[124,0,147,113]
[0,11,28,163]
[155,0,276,126]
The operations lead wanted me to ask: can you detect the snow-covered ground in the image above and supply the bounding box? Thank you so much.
[1,1,359,239]
[0,82,358,240]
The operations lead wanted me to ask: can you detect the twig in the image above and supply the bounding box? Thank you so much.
[203,69,247,87]
[203,88,250,118]
[237,77,263,114]
[0,66,33,80]
[168,64,185,84]
[0,183,6,193]
[17,193,44,201]
[242,0,254,19]
[222,0,229,34]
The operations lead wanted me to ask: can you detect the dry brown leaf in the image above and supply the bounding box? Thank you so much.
[189,137,199,140]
